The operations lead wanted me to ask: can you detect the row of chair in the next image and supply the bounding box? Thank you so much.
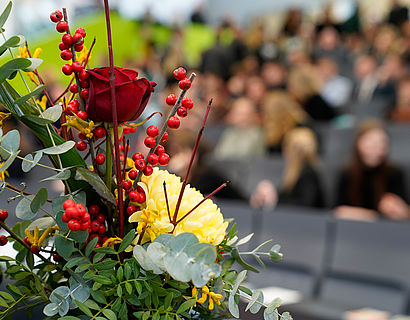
[216,200,410,319]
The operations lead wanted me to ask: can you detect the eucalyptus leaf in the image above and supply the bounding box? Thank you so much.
[42,104,62,122]
[269,245,283,263]
[264,310,279,320]
[246,289,264,314]
[40,169,71,182]
[0,2,12,29]
[55,236,75,259]
[0,150,19,172]
[0,35,24,57]
[27,217,56,230]
[22,58,42,72]
[41,141,75,155]
[43,303,59,317]
[70,279,90,303]
[30,188,48,213]
[0,129,20,157]
[228,294,240,319]
[75,167,116,204]
[236,233,254,246]
[16,195,37,219]
[22,152,42,172]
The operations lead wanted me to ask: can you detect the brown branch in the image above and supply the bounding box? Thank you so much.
[163,181,172,223]
[6,183,52,203]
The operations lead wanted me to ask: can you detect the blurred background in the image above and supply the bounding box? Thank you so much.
[3,0,410,319]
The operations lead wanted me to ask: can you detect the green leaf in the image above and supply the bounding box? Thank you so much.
[27,216,56,230]
[40,141,75,155]
[264,310,279,320]
[0,35,25,57]
[228,294,240,318]
[86,237,99,257]
[176,299,196,313]
[75,300,93,317]
[94,247,116,255]
[236,233,254,246]
[102,309,117,320]
[0,2,12,28]
[16,195,37,219]
[164,293,173,310]
[269,245,283,263]
[0,58,31,82]
[43,303,59,317]
[231,247,259,273]
[58,316,82,320]
[23,58,42,72]
[42,104,62,122]
[118,230,135,253]
[14,85,45,105]
[40,169,71,182]
[64,256,87,269]
[266,298,282,314]
[55,236,75,259]
[90,290,107,304]
[124,262,132,280]
[0,255,13,261]
[0,296,8,307]
[70,229,89,244]
[21,115,53,125]
[125,282,133,295]
[76,167,116,204]
[84,299,100,310]
[30,187,47,213]
[93,275,112,285]
[280,312,292,320]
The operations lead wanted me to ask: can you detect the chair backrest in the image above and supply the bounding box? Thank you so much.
[321,127,355,167]
[387,123,410,165]
[319,219,410,313]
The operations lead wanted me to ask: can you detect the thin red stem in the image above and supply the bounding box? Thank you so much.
[163,181,172,223]
[175,181,230,225]
[103,0,124,239]
[172,99,212,224]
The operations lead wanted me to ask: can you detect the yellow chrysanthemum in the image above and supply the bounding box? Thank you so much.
[0,165,9,181]
[128,167,228,245]
[192,286,223,310]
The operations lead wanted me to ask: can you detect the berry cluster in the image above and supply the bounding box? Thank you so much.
[62,200,91,231]
[166,67,194,130]
[84,204,108,249]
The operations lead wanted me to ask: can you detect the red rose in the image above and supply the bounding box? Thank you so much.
[86,67,156,122]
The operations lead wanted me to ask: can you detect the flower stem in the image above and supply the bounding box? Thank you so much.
[163,181,172,223]
[103,0,124,239]
[172,99,212,224]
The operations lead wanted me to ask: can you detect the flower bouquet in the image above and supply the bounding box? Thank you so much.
[0,1,290,319]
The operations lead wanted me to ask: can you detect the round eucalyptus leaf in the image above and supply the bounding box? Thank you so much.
[16,195,37,220]
[43,303,59,317]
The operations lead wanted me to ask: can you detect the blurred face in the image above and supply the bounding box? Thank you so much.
[357,129,389,168]
[227,98,257,128]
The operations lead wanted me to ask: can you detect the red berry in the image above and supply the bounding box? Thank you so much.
[62,34,73,46]
[76,140,87,151]
[71,61,83,73]
[53,254,63,262]
[50,10,63,23]
[155,145,165,155]
[65,206,79,220]
[101,236,109,245]
[30,247,40,254]
[96,154,105,165]
[76,27,87,38]
[177,106,188,117]
[74,44,83,52]
[79,79,89,88]
[128,169,138,180]
[143,166,153,176]
[161,132,169,142]
[60,49,73,61]
[179,78,191,90]
[56,21,69,33]
[77,110,87,120]
[62,64,72,75]
[91,220,100,233]
[79,69,89,80]
[58,42,69,51]
[63,199,75,209]
[98,224,106,235]
[0,235,8,246]
[138,191,147,203]
[146,125,159,137]
[173,67,187,80]
[66,103,77,116]
[70,99,80,108]
[24,236,31,246]
[78,132,87,140]
[167,116,180,129]
[159,153,170,166]
[72,33,84,44]
[144,136,156,148]
[62,212,70,222]
[88,204,100,215]
[80,221,90,231]
[89,233,99,242]
[68,219,81,231]
[94,126,106,139]
[147,154,159,165]
[129,191,139,202]
[96,213,105,224]
[134,159,146,171]
[122,180,132,190]
[181,97,194,109]
[80,88,88,99]
[69,83,78,93]
[166,94,177,106]
[0,209,8,222]
[75,203,86,216]
[81,212,91,223]
[127,205,137,215]
[132,152,144,161]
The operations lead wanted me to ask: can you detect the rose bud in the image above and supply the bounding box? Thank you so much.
[85,67,156,122]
